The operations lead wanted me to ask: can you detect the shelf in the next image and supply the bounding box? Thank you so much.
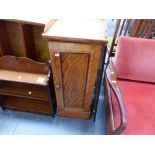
[0,19,56,116]
[2,96,53,115]
[0,20,50,62]
[0,70,48,85]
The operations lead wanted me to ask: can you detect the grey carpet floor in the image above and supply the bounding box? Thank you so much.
[0,84,105,135]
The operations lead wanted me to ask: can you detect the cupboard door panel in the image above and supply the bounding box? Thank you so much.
[61,53,89,109]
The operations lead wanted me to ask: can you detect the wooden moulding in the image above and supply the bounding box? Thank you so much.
[48,41,92,53]
[0,55,48,74]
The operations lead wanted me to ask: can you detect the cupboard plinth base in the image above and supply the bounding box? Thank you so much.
[57,109,90,120]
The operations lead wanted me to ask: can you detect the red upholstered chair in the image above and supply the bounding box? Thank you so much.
[105,36,155,135]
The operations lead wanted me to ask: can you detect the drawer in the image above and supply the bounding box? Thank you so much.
[0,82,49,100]
[1,95,53,115]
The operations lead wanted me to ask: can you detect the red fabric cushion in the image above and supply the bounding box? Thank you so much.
[114,36,155,83]
[111,80,155,134]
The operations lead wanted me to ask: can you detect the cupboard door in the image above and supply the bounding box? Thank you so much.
[50,42,102,119]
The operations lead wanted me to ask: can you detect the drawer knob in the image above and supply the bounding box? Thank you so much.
[56,85,60,88]
[55,53,60,57]
[28,91,32,95]
[18,76,22,80]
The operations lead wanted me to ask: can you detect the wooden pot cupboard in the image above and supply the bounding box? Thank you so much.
[0,19,107,120]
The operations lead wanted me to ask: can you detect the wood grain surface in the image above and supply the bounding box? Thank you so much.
[2,96,52,115]
[49,41,105,119]
[61,53,89,109]
[0,20,50,62]
[0,55,55,115]
[19,24,36,59]
[0,82,48,100]
[0,56,48,74]
[43,20,107,44]
[33,26,50,62]
[5,19,49,26]
[84,44,102,112]
[0,21,13,55]
[5,21,26,57]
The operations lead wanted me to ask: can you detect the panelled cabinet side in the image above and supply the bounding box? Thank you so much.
[83,44,102,112]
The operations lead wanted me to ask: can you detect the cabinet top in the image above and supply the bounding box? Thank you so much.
[42,20,108,44]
